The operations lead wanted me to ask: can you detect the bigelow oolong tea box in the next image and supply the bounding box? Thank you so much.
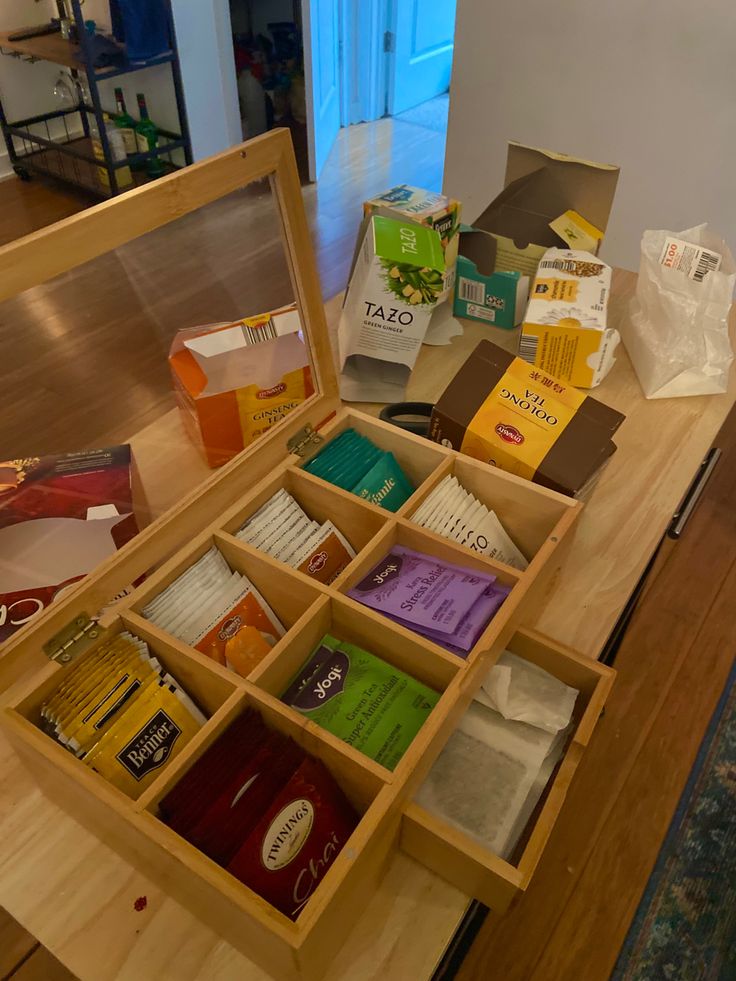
[338,214,445,403]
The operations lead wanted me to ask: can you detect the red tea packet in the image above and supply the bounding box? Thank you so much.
[227,756,358,920]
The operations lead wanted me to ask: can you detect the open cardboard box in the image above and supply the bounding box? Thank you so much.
[453,142,620,328]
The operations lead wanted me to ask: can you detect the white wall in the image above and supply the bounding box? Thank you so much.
[444,0,736,271]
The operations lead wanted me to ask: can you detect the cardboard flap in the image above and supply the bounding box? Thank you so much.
[458,227,499,277]
[505,142,620,233]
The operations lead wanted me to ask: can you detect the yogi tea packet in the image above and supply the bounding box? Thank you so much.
[338,215,445,402]
[303,428,414,512]
[282,634,439,770]
[348,546,510,655]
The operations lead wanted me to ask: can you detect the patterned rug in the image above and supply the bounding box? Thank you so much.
[612,661,736,981]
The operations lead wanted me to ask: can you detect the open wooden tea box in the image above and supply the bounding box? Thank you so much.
[0,130,614,981]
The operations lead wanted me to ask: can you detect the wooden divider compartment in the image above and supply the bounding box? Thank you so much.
[400,627,615,912]
[298,407,450,499]
[403,453,577,565]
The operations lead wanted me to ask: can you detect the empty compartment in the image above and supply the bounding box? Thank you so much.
[128,535,322,681]
[401,627,614,910]
[143,689,390,926]
[334,521,522,662]
[10,617,237,802]
[300,407,450,502]
[405,455,579,567]
[253,593,458,773]
[219,466,388,581]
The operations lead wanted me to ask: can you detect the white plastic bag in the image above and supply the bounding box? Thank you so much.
[623,224,735,398]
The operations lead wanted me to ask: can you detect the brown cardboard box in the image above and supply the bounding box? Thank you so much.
[429,340,625,497]
[464,142,620,281]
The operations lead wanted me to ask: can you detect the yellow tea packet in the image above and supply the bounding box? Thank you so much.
[82,680,204,796]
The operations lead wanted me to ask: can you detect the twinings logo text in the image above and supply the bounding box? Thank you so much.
[307,550,328,574]
[262,798,314,871]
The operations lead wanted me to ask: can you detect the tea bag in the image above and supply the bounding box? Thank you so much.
[411,475,528,571]
[416,653,578,858]
[282,634,439,770]
[302,428,415,511]
[236,491,356,584]
[142,547,284,677]
[475,651,578,734]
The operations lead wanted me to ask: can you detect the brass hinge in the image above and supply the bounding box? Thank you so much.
[287,424,324,460]
[43,613,102,666]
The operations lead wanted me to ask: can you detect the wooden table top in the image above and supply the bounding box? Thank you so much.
[1,272,734,980]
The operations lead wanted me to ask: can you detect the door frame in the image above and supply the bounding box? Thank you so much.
[339,0,391,126]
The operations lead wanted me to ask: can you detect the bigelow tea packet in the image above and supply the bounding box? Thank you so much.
[236,490,356,583]
[281,634,439,770]
[519,249,618,388]
[39,631,205,797]
[338,215,445,402]
[363,185,461,297]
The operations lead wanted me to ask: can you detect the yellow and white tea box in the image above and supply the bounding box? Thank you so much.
[519,249,618,388]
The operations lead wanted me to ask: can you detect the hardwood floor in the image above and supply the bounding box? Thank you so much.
[455,406,736,981]
[0,107,446,459]
[0,909,75,981]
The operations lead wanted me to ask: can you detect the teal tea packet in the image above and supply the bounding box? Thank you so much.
[351,452,414,511]
[281,634,439,770]
[304,428,414,509]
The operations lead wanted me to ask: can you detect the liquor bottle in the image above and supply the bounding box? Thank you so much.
[113,88,138,161]
[135,93,164,178]
[90,114,133,191]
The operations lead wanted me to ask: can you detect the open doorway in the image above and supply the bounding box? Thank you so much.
[226,1,456,184]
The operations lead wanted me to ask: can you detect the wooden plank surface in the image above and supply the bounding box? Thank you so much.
[1,276,734,979]
[0,30,82,72]
[455,398,736,981]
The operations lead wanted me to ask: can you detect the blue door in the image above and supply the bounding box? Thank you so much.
[387,0,457,116]
[303,0,341,180]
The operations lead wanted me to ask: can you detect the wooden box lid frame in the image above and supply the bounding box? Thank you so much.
[0,129,343,693]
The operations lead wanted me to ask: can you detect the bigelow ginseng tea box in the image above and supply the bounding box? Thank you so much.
[338,214,445,403]
[429,340,625,497]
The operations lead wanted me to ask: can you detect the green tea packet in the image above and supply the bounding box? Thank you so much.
[281,634,439,770]
[351,452,414,511]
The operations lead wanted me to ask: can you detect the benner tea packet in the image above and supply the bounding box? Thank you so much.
[348,546,510,656]
[159,709,359,920]
[410,475,528,570]
[302,428,414,512]
[40,631,205,797]
[281,634,439,770]
[142,547,285,677]
[236,490,356,583]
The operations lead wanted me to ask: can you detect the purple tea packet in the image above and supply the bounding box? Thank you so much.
[387,582,512,654]
[348,545,493,636]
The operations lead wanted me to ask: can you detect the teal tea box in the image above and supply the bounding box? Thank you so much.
[454,227,530,329]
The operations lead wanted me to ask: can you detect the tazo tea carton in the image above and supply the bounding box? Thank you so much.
[520,249,618,388]
[169,304,314,468]
[430,340,625,497]
[338,215,446,402]
[363,185,461,297]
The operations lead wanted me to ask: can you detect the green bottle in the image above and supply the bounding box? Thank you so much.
[135,92,164,178]
[113,87,139,166]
